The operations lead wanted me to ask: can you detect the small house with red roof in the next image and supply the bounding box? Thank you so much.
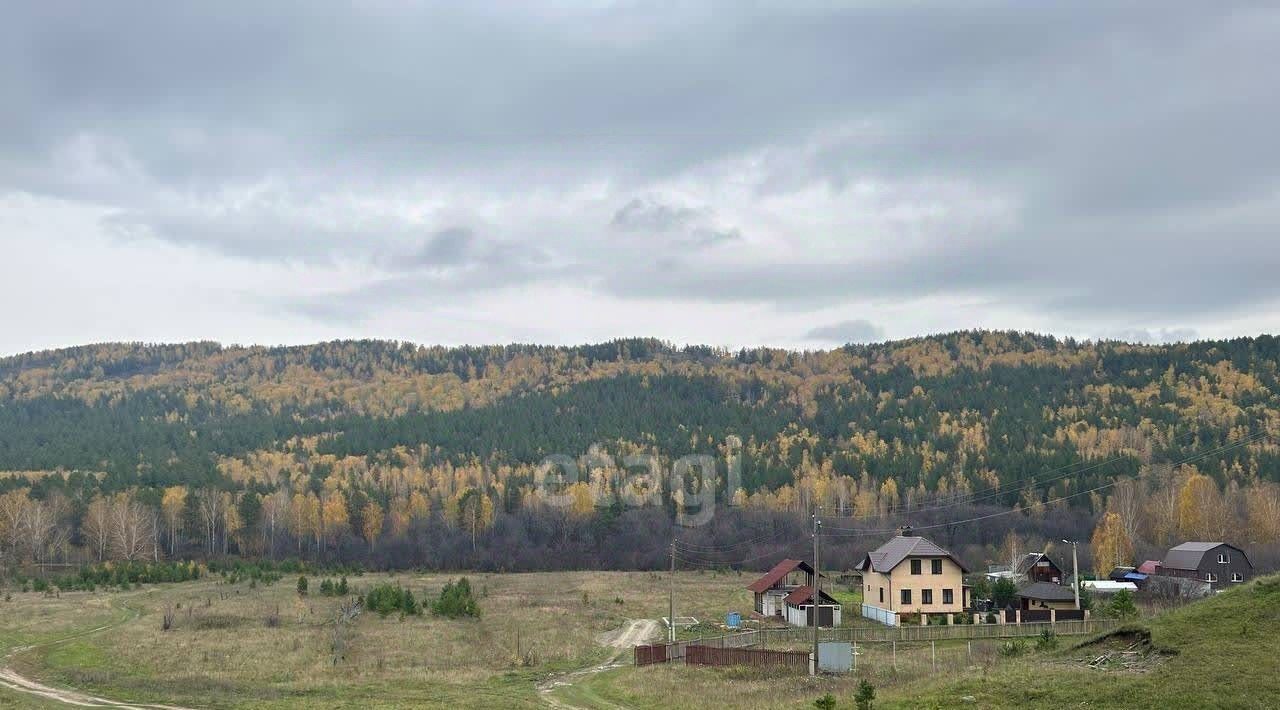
[747,559,816,618]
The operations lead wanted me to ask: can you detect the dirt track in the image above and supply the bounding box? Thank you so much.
[539,618,659,709]
[0,599,197,710]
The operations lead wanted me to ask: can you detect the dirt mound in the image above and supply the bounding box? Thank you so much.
[1070,627,1169,673]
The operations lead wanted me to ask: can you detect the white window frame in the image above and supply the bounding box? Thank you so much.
[1218,553,1229,564]
[1205,572,1218,583]
[1231,572,1244,582]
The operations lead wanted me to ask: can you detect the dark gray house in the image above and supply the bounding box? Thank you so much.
[1158,542,1252,590]
[1015,552,1064,584]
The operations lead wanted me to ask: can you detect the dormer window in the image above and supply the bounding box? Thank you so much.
[1218,553,1229,564]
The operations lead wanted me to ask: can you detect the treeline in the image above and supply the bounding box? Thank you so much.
[2,332,1280,574]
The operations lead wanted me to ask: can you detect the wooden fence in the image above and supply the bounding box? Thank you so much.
[635,619,1119,666]
[753,618,1119,646]
[686,645,809,671]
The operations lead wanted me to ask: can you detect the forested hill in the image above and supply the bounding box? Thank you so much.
[2,332,1279,572]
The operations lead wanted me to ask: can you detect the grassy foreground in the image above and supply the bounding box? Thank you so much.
[580,574,1280,709]
[0,569,753,709]
[3,572,1277,708]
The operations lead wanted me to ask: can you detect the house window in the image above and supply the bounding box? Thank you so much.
[1206,572,1218,583]
[911,559,922,575]
[879,587,884,603]
[932,559,943,575]
[1218,553,1229,564]
[943,589,954,605]
[1232,573,1244,582]
[901,589,912,605]
[922,589,933,605]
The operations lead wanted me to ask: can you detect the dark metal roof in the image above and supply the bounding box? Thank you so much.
[856,535,970,574]
[1163,542,1247,571]
[746,559,813,593]
[783,585,840,606]
[1015,552,1060,575]
[1015,581,1076,602]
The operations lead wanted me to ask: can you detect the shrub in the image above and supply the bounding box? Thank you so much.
[855,679,876,710]
[297,576,308,596]
[814,693,836,710]
[992,578,1017,609]
[366,583,420,618]
[1036,628,1059,651]
[998,639,1027,657]
[431,578,480,619]
[1108,589,1138,619]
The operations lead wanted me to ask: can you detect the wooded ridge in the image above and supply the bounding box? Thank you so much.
[1,331,1278,573]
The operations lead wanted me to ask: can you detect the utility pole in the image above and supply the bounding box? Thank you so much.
[1063,539,1080,609]
[669,538,677,643]
[812,511,821,675]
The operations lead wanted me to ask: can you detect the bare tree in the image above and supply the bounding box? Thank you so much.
[83,496,112,562]
[110,493,158,561]
[262,489,288,560]
[197,489,224,555]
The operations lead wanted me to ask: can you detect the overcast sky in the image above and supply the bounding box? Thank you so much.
[3,1,1279,355]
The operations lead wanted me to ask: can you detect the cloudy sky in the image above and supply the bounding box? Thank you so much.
[3,1,1279,355]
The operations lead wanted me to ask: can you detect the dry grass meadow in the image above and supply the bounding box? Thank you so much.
[0,569,755,709]
[8,570,1260,710]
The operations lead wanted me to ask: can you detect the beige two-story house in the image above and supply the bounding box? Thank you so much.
[855,527,970,624]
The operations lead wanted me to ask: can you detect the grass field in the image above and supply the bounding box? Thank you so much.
[0,569,754,709]
[1,572,1276,709]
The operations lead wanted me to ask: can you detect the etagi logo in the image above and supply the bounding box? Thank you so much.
[532,438,743,527]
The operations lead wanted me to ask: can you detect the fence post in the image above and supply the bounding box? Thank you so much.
[931,640,936,672]
[892,640,897,671]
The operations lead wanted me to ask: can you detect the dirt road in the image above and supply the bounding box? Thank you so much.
[0,598,197,710]
[538,618,659,709]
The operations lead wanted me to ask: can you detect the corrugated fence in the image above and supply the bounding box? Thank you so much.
[686,645,809,671]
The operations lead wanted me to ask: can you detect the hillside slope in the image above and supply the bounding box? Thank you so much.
[889,575,1280,709]
[1,332,1279,572]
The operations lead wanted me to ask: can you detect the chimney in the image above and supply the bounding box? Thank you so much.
[900,525,915,537]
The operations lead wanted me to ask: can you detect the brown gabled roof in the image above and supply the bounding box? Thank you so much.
[783,585,840,606]
[855,535,970,574]
[746,559,813,593]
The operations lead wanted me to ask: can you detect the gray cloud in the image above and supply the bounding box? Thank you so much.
[2,2,1280,346]
[611,198,706,233]
[414,228,476,267]
[804,319,885,344]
